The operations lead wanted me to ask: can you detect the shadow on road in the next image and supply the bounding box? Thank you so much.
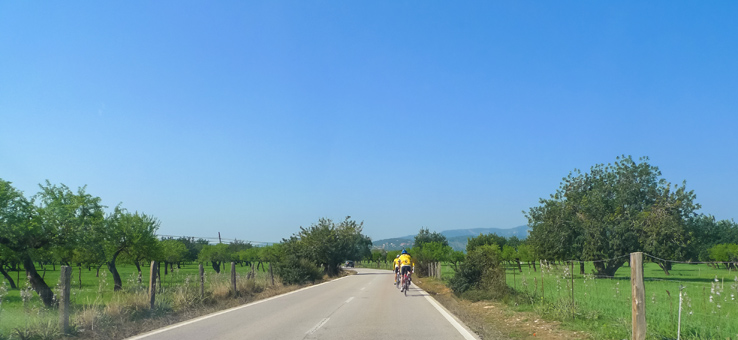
[403,287,430,297]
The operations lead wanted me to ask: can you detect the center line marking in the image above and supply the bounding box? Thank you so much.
[345,297,354,303]
[306,318,330,335]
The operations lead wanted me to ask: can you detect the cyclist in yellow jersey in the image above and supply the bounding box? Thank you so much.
[398,249,415,292]
[393,255,401,284]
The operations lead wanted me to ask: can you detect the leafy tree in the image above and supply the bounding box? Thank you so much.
[411,241,454,276]
[0,244,18,288]
[709,244,738,270]
[414,228,448,248]
[385,250,401,263]
[159,239,188,274]
[0,180,105,307]
[281,217,371,277]
[447,250,465,271]
[176,237,205,262]
[228,239,252,253]
[526,156,700,277]
[516,244,537,271]
[466,233,507,253]
[103,207,160,290]
[198,243,231,273]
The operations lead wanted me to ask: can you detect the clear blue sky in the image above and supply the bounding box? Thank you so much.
[1,1,737,243]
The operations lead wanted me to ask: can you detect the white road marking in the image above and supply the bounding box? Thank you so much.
[126,276,351,339]
[418,285,480,340]
[345,297,354,303]
[305,318,330,335]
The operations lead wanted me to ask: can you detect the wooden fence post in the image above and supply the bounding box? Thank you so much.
[59,266,71,334]
[437,262,442,279]
[269,262,274,286]
[540,260,545,301]
[570,261,575,319]
[199,263,204,298]
[631,252,646,340]
[231,262,237,297]
[149,261,158,310]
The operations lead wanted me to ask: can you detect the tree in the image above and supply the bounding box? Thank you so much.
[0,180,106,307]
[466,233,507,253]
[103,207,160,291]
[159,239,188,274]
[526,156,700,277]
[709,244,738,270]
[0,244,18,288]
[281,217,371,277]
[414,228,448,249]
[198,243,231,273]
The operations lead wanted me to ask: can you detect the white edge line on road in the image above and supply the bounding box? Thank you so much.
[345,296,354,303]
[125,275,352,340]
[305,317,330,335]
[416,284,480,340]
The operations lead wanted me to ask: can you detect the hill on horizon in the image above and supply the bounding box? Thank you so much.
[372,225,530,252]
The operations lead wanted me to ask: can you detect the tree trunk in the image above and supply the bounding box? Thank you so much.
[107,250,124,291]
[532,260,537,272]
[164,262,169,275]
[212,261,221,273]
[515,259,522,272]
[657,261,671,276]
[0,265,17,289]
[21,254,55,307]
[134,261,142,284]
[580,261,585,275]
[593,259,626,277]
[96,263,104,277]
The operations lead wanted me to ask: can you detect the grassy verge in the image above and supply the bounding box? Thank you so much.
[430,260,738,339]
[0,263,348,339]
[414,276,588,340]
[500,262,738,340]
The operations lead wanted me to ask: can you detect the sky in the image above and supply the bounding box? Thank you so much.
[1,1,737,243]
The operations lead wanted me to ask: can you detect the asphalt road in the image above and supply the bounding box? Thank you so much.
[127,267,479,340]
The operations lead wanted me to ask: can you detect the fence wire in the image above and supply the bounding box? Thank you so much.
[492,254,738,340]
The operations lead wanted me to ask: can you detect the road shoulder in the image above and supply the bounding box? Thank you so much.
[414,277,590,340]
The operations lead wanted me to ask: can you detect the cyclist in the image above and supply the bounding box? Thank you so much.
[397,249,415,292]
[393,254,401,285]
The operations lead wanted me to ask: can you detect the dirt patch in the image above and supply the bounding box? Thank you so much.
[414,277,590,340]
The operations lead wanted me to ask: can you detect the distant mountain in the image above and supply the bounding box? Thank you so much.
[372,225,530,252]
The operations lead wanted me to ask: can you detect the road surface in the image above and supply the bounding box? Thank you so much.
[127,267,479,340]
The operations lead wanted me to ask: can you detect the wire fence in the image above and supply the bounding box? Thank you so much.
[496,254,738,339]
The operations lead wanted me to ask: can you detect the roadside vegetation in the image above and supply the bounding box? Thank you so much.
[364,156,738,339]
[0,178,371,339]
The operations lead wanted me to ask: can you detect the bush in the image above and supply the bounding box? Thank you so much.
[275,257,323,285]
[449,245,507,299]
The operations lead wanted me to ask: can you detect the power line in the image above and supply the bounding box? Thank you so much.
[157,234,275,246]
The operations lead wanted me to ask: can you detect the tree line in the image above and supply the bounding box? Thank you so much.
[525,155,738,276]
[0,178,373,308]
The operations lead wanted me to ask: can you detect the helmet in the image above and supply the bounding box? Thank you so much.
[396,254,400,258]
[401,249,407,254]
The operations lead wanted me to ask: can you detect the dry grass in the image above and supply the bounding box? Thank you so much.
[72,273,324,340]
[415,276,590,340]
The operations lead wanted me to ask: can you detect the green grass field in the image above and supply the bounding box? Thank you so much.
[0,262,271,335]
[493,261,738,340]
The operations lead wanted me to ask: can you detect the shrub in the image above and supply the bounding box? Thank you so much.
[275,257,322,285]
[449,245,507,299]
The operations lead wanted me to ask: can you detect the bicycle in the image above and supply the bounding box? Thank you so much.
[401,271,412,296]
